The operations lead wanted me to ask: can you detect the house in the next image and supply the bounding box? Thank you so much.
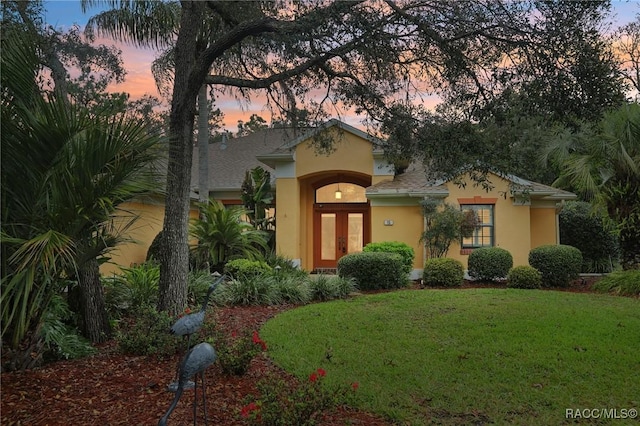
[102,119,576,277]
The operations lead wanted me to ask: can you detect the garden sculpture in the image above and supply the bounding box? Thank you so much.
[171,272,224,351]
[158,342,217,426]
[168,272,224,392]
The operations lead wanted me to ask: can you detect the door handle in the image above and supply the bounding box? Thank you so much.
[339,236,346,254]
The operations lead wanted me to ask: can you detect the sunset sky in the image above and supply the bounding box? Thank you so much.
[43,1,640,131]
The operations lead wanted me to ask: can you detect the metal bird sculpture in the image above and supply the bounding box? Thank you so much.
[158,342,217,426]
[171,273,224,351]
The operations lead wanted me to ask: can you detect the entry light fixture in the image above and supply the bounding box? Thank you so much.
[335,183,342,200]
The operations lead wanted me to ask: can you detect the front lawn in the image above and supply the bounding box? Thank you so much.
[261,289,640,425]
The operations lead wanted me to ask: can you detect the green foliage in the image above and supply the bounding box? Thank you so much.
[269,275,312,305]
[186,269,217,306]
[422,258,464,287]
[506,266,542,289]
[528,245,583,287]
[115,305,178,357]
[224,259,272,281]
[592,270,640,296]
[104,262,160,318]
[241,368,356,425]
[559,201,619,272]
[190,200,269,270]
[337,252,407,290]
[216,276,281,306]
[467,247,513,282]
[363,241,415,274]
[41,294,97,361]
[241,166,275,232]
[420,198,479,259]
[208,329,267,376]
[308,275,357,302]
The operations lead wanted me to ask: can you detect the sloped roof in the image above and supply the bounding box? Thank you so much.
[366,163,577,201]
[191,127,304,193]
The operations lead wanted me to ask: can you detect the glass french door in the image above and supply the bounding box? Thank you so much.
[314,205,369,269]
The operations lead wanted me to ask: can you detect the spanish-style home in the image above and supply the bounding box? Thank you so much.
[102,119,576,278]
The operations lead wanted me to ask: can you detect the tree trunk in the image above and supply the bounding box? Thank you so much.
[78,258,111,343]
[198,84,209,204]
[158,1,205,315]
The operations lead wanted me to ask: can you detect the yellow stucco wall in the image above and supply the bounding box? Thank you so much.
[370,204,425,268]
[100,200,165,276]
[100,199,199,276]
[530,204,559,249]
[444,174,532,268]
[295,128,375,178]
[274,177,301,264]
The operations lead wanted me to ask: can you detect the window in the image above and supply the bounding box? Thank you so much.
[461,205,494,248]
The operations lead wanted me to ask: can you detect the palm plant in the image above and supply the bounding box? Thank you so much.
[1,22,163,367]
[542,103,640,269]
[190,200,270,271]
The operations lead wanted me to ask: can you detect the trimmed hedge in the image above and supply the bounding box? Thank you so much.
[528,244,582,287]
[338,252,407,290]
[468,247,513,282]
[423,258,464,287]
[506,266,542,289]
[363,241,415,275]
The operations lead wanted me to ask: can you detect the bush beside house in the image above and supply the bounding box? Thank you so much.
[529,245,582,287]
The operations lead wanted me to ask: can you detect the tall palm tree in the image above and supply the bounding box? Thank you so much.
[1,21,163,367]
[542,103,640,269]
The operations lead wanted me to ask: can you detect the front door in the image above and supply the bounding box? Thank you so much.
[313,204,369,270]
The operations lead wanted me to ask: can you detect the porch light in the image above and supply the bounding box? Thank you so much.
[335,184,342,200]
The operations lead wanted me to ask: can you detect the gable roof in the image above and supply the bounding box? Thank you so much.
[366,163,577,201]
[257,119,385,167]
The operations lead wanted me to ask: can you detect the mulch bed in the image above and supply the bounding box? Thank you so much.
[1,304,389,426]
[0,278,603,425]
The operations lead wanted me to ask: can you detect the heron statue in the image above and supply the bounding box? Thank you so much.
[158,342,217,426]
[171,272,224,351]
[168,272,224,392]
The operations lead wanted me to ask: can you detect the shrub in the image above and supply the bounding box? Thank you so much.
[559,201,619,272]
[423,258,464,287]
[506,266,542,289]
[209,330,267,376]
[308,275,357,301]
[116,305,178,356]
[216,275,281,306]
[268,275,312,305]
[337,252,407,290]
[104,262,160,317]
[241,368,358,425]
[592,270,640,296]
[363,241,415,274]
[468,247,513,282]
[41,294,97,362]
[224,259,272,281]
[528,245,583,288]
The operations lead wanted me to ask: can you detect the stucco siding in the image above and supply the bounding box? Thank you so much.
[371,204,424,268]
[274,177,301,266]
[100,200,165,276]
[530,205,558,249]
[444,173,532,267]
[295,129,374,178]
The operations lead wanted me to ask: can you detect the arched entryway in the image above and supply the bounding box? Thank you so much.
[311,174,371,272]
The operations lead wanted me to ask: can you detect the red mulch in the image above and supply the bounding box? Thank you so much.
[1,304,390,426]
[0,278,603,426]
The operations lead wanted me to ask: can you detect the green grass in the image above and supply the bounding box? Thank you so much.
[261,289,640,425]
